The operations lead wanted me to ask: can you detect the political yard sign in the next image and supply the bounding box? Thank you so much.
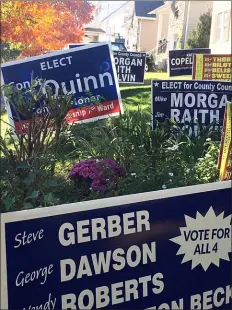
[1,43,123,133]
[151,80,232,135]
[218,102,232,181]
[1,181,231,309]
[169,49,211,77]
[192,54,232,81]
[67,43,91,49]
[113,51,146,84]
[68,44,147,84]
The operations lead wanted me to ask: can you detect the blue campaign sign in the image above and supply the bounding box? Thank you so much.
[68,43,86,49]
[113,51,146,84]
[1,43,123,133]
[1,181,231,309]
[151,80,232,135]
[169,49,211,77]
[68,44,146,84]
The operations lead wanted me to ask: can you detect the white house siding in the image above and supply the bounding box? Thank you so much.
[155,1,214,70]
[122,2,140,51]
[156,11,169,49]
[98,32,108,42]
[97,2,132,42]
[185,1,213,43]
[124,17,139,51]
[166,1,213,51]
[156,12,169,55]
[93,1,127,24]
[152,4,170,69]
[160,13,169,39]
[120,2,136,49]
[166,1,186,51]
[210,1,231,54]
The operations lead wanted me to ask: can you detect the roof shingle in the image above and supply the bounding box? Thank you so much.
[135,1,164,18]
[85,27,105,33]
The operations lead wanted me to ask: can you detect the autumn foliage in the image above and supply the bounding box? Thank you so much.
[1,1,94,58]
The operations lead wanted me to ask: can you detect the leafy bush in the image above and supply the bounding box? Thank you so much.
[195,139,220,183]
[65,108,221,197]
[0,88,221,212]
[1,41,22,62]
[0,79,73,212]
[187,10,212,49]
[146,53,155,72]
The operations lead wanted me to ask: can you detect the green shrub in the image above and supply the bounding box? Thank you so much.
[0,79,73,212]
[0,88,221,212]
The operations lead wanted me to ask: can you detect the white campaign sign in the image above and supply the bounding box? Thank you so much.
[1,181,231,310]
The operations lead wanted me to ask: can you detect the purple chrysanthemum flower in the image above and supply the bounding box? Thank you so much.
[68,158,125,192]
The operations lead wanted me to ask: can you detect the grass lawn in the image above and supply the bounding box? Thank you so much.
[0,72,192,136]
[121,71,192,112]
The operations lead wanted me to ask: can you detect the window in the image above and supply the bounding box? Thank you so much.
[215,12,223,42]
[215,11,231,42]
[223,11,230,41]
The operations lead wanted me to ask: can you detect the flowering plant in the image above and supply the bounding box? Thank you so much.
[68,159,125,192]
